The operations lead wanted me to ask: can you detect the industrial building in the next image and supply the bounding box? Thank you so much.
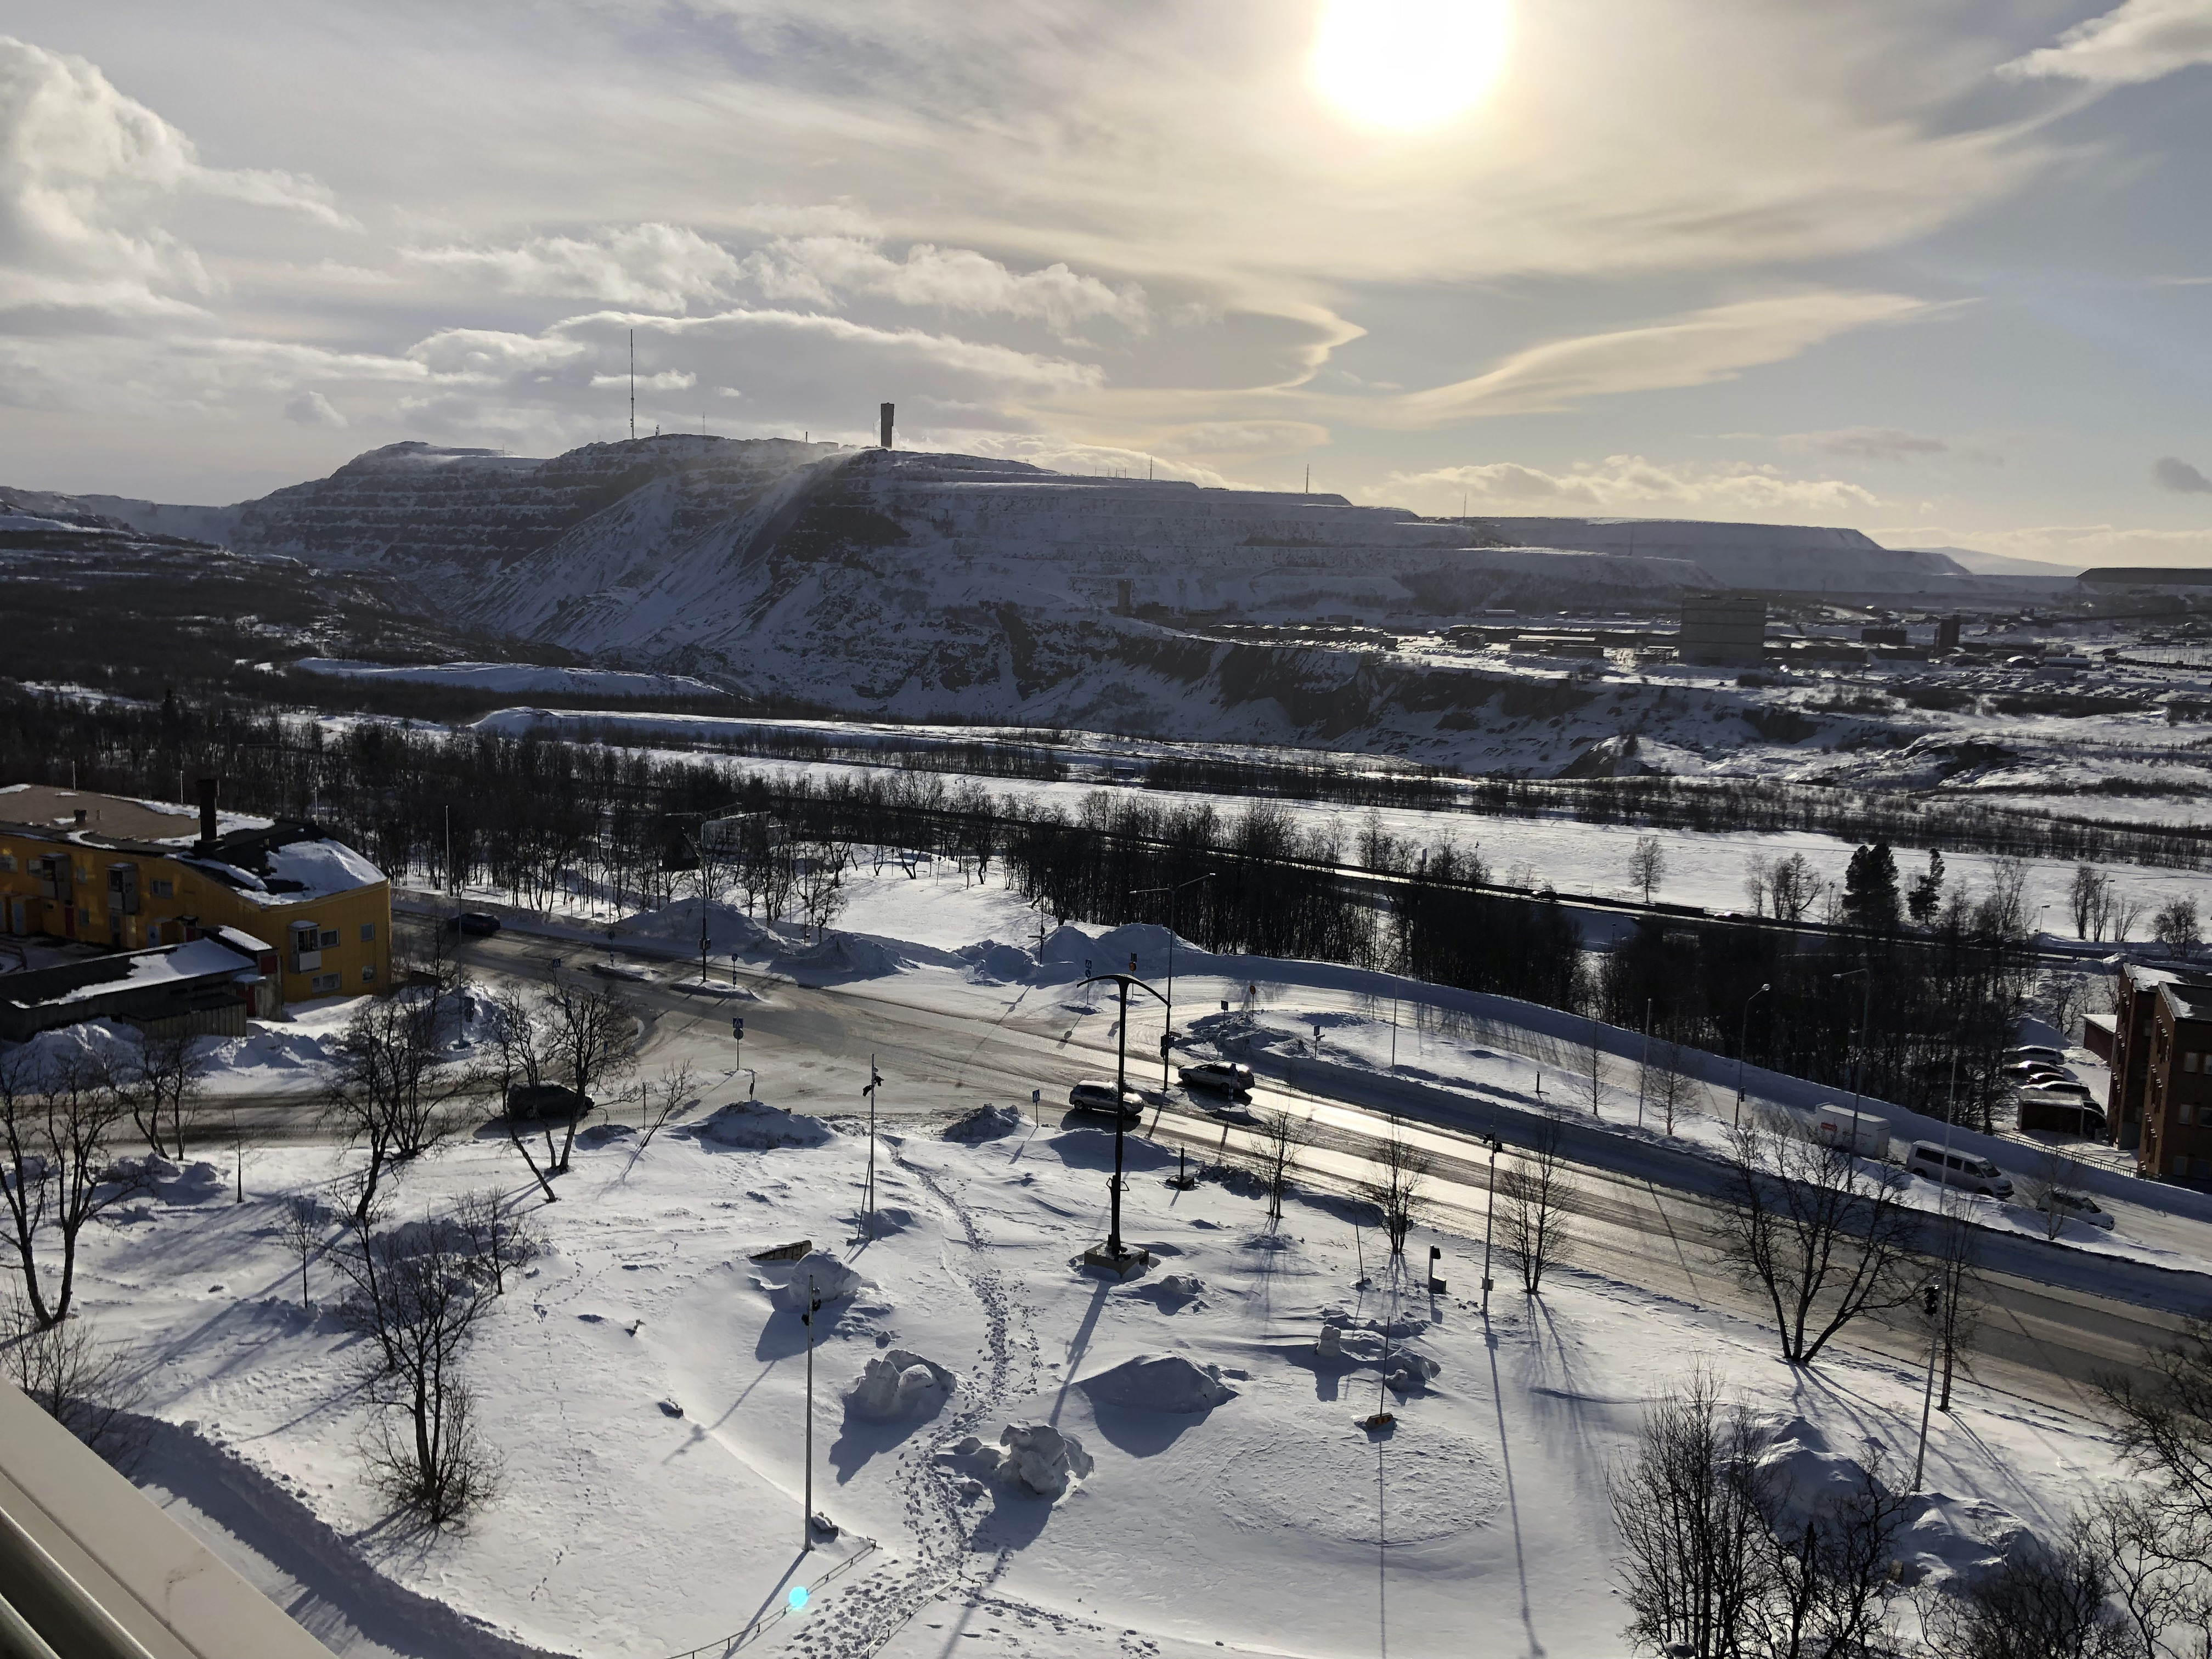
[0,781,390,1011]
[1676,593,1767,666]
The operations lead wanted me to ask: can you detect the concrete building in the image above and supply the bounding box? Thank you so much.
[2106,961,2212,1182]
[0,928,279,1042]
[0,782,390,1009]
[1677,594,1767,666]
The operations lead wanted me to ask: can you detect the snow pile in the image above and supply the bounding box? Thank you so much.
[959,941,1036,984]
[845,1349,953,1421]
[614,898,772,953]
[681,1100,832,1150]
[1154,1273,1203,1302]
[996,1423,1094,1500]
[1895,1494,2034,1587]
[1077,1353,1237,1414]
[6,1018,140,1086]
[943,1103,1025,1141]
[760,1249,862,1312]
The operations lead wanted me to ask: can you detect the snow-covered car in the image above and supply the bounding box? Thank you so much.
[1177,1062,1255,1096]
[2039,1189,2117,1231]
[2017,1081,2094,1103]
[2002,1060,2067,1084]
[2005,1044,2067,1064]
[1067,1080,1144,1119]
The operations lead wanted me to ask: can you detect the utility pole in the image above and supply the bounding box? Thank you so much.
[861,1058,882,1238]
[1077,972,1166,1264]
[801,1273,820,1549]
[1637,999,1651,1130]
[1734,983,1771,1128]
[629,329,636,442]
[1129,873,1211,1093]
[1914,1058,1961,1489]
[1834,967,1873,1113]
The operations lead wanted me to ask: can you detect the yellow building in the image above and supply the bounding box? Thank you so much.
[0,782,391,1010]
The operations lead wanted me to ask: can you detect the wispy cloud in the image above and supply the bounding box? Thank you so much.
[1998,0,2212,86]
[1376,455,1881,522]
[2153,454,2212,493]
[1771,426,2005,465]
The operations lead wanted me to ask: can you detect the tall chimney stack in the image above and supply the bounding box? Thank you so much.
[879,402,894,450]
[196,776,219,850]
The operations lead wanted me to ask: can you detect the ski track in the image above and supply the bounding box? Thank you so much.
[788,1144,1108,1658]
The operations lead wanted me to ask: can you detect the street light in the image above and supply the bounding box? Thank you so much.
[1734,983,1772,1128]
[1833,967,1873,1114]
[1480,1132,1503,1317]
[1130,873,1212,1092]
[1077,971,1168,1266]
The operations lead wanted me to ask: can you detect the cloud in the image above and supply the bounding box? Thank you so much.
[1375,455,1882,521]
[1998,0,2212,86]
[2152,454,2212,493]
[955,431,1236,488]
[1370,293,1951,426]
[284,388,346,426]
[1874,521,2212,567]
[738,236,1149,338]
[1772,426,2003,465]
[0,35,351,316]
[590,369,696,392]
[407,224,747,310]
[1154,420,1327,456]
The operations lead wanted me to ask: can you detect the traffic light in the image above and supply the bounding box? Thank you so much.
[1921,1282,1940,1318]
[732,1017,744,1039]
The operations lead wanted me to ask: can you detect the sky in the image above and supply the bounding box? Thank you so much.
[1,0,2209,568]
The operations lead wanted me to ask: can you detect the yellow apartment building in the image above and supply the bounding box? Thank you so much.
[0,782,391,1009]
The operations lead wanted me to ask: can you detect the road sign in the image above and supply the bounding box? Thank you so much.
[732,1017,745,1038]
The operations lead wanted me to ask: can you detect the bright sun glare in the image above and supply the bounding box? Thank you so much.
[1309,0,1511,132]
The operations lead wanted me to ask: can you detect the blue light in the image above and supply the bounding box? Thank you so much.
[788,1585,809,1613]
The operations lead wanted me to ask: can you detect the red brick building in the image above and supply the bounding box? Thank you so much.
[2106,962,2212,1183]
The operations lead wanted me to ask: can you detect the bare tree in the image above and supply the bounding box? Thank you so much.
[1498,1108,1575,1295]
[1366,1127,1428,1257]
[2153,898,2203,961]
[1746,854,1773,918]
[332,1216,502,1526]
[1629,834,1667,905]
[2086,1489,2212,1659]
[1610,1369,1776,1659]
[2070,864,2114,943]
[1,1289,145,1468]
[1642,1029,1695,1135]
[278,1192,330,1311]
[1577,1017,1609,1119]
[1714,1114,1923,1365]
[1921,1517,2131,1659]
[2019,1142,2091,1243]
[452,1189,541,1297]
[537,977,638,1173]
[322,992,482,1221]
[624,1059,699,1170]
[1767,853,1825,924]
[127,1027,208,1160]
[1758,1449,1914,1659]
[0,1049,144,1329]
[2098,1317,2212,1540]
[1255,1107,1313,1223]
[480,986,560,1201]
[2113,895,2149,947]
[794,840,849,941]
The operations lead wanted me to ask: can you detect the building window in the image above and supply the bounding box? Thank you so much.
[319,927,341,949]
[2183,1103,2198,1125]
[361,964,377,983]
[150,877,174,898]
[311,972,341,994]
[0,855,13,873]
[359,922,376,943]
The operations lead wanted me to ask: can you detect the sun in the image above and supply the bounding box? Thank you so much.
[1309,0,1511,133]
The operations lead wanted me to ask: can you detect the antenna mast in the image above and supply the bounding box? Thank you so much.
[629,329,636,442]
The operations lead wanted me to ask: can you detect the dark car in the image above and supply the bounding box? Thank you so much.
[1178,1061,1255,1096]
[444,911,503,936]
[506,1083,591,1121]
[1068,1079,1145,1120]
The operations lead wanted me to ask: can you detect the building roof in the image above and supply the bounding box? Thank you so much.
[0,785,385,908]
[2159,980,2212,1025]
[0,932,266,1015]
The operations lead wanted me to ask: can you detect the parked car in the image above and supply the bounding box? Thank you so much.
[2005,1045,2068,1064]
[1906,1141,2013,1198]
[1813,1105,1891,1160]
[1068,1079,1144,1120]
[506,1082,591,1121]
[2038,1189,2117,1231]
[2002,1062,2068,1086]
[2018,1079,2093,1101]
[444,910,502,936]
[1178,1061,1255,1096]
[2017,1094,2107,1138]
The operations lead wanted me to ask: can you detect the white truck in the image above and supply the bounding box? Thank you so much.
[1813,1104,1892,1161]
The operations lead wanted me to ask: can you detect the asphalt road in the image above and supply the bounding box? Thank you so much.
[233,918,2207,1414]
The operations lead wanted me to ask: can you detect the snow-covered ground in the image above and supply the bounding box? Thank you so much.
[86,1096,2129,1659]
[295,659,724,699]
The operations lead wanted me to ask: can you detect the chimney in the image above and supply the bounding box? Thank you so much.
[879,402,894,450]
[196,776,219,850]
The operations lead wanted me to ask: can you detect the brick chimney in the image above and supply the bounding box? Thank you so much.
[196,776,219,851]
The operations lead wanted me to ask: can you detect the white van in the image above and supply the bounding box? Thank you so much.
[1906,1141,2013,1198]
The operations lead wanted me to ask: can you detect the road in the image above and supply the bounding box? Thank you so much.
[243,917,2209,1414]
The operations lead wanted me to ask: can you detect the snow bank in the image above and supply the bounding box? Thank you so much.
[1077,1353,1236,1414]
[958,940,1036,984]
[846,1350,953,1421]
[996,1423,1093,1499]
[5,1018,139,1086]
[759,1249,862,1312]
[680,1100,832,1150]
[943,1103,1025,1141]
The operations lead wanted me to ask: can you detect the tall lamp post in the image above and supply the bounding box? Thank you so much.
[1480,1132,1503,1317]
[1130,873,1212,1092]
[1078,971,1167,1265]
[1833,967,1873,1113]
[800,1272,821,1550]
[1734,983,1772,1128]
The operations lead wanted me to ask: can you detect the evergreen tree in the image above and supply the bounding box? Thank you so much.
[1906,849,1945,924]
[1842,842,1901,929]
